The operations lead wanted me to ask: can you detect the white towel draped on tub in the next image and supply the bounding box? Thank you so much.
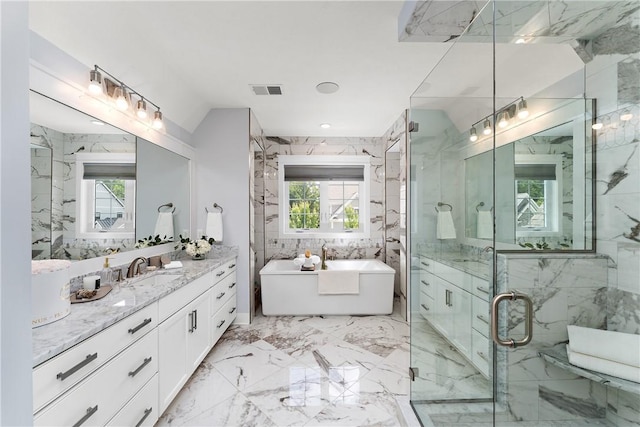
[154,212,174,240]
[206,212,223,242]
[566,345,640,383]
[436,211,456,239]
[567,325,640,368]
[476,210,492,239]
[317,270,360,295]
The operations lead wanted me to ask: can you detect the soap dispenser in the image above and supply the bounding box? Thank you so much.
[101,257,113,288]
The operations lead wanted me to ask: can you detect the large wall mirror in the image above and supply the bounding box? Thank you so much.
[30,90,190,260]
[464,98,594,250]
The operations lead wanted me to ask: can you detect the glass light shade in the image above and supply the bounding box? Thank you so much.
[114,86,129,111]
[153,110,163,129]
[517,99,529,119]
[482,119,492,135]
[620,110,633,121]
[136,99,148,119]
[469,127,478,142]
[498,111,509,128]
[592,121,603,130]
[88,70,103,95]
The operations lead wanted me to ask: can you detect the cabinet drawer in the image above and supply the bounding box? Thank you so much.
[107,374,158,427]
[211,297,236,345]
[419,291,434,320]
[159,272,213,321]
[35,329,158,426]
[33,302,158,412]
[211,270,236,314]
[419,271,435,299]
[471,328,490,378]
[472,295,490,337]
[419,257,434,273]
[472,277,491,301]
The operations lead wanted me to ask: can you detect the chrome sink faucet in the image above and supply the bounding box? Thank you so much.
[321,244,328,270]
[126,257,147,278]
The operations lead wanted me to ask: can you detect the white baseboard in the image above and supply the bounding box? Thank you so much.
[233,312,250,325]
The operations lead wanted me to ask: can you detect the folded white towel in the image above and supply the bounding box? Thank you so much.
[567,345,640,383]
[154,212,174,240]
[317,270,359,295]
[436,211,456,239]
[206,212,223,242]
[293,255,321,267]
[163,261,183,269]
[476,210,492,239]
[568,325,640,368]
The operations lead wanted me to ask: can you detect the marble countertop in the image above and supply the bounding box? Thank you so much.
[417,252,492,280]
[32,247,238,367]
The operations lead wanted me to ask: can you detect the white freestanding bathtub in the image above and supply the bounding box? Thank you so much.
[259,259,395,316]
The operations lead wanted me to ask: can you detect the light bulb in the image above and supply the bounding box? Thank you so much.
[153,110,163,129]
[483,119,492,135]
[136,99,147,119]
[592,121,603,130]
[517,99,529,119]
[469,127,478,142]
[620,110,633,121]
[88,69,103,95]
[498,111,510,128]
[114,86,129,111]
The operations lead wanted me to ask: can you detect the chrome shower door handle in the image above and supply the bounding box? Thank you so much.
[491,290,533,348]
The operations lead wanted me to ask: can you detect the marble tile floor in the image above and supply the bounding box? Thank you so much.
[158,304,416,427]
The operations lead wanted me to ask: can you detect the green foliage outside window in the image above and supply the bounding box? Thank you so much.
[344,205,359,229]
[289,182,320,229]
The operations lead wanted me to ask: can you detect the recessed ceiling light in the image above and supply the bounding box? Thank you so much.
[91,120,105,126]
[316,82,339,94]
[320,123,331,129]
[515,38,526,44]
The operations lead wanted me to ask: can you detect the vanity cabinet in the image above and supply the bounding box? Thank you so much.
[419,256,489,377]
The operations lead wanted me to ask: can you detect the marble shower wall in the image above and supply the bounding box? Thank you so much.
[250,111,266,314]
[261,135,385,264]
[497,253,610,423]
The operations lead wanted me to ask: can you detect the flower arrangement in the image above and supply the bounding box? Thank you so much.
[177,235,215,259]
[134,235,173,249]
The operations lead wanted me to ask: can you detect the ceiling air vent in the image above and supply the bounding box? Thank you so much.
[251,85,283,95]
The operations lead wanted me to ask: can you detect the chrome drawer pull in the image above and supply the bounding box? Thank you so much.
[229,307,236,314]
[476,314,489,324]
[476,351,488,361]
[129,357,152,378]
[216,292,226,300]
[73,405,98,427]
[476,286,489,294]
[188,312,194,333]
[421,303,429,311]
[217,319,226,328]
[193,309,198,330]
[57,353,98,381]
[228,263,236,269]
[128,318,152,334]
[135,407,153,427]
[216,271,225,277]
[420,280,430,286]
[228,282,236,289]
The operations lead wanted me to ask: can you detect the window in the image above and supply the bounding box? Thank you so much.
[76,153,136,238]
[279,155,370,238]
[515,155,562,236]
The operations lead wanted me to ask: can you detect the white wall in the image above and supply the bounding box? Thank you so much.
[0,2,33,423]
[193,109,251,322]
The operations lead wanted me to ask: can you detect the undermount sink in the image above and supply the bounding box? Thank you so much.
[129,274,182,287]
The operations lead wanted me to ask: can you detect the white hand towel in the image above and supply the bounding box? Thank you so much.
[567,345,640,383]
[206,212,223,242]
[436,211,456,239]
[317,270,359,294]
[476,210,493,239]
[154,212,174,240]
[568,325,640,368]
[163,261,183,269]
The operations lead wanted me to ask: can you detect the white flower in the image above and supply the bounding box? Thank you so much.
[184,238,212,256]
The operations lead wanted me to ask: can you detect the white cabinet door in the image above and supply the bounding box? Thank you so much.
[186,291,212,373]
[450,285,472,358]
[158,304,189,413]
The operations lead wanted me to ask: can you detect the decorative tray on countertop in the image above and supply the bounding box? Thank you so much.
[70,285,113,304]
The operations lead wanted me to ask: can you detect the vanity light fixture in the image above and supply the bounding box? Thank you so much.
[469,126,478,142]
[620,110,633,121]
[483,118,492,135]
[497,111,510,128]
[87,64,163,130]
[517,98,529,119]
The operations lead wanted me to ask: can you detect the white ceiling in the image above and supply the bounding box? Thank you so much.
[29,1,455,138]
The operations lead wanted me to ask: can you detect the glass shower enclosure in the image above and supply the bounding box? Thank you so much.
[409,1,638,425]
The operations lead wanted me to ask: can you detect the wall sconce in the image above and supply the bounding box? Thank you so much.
[87,64,163,130]
[482,118,492,135]
[468,97,529,143]
[469,126,478,142]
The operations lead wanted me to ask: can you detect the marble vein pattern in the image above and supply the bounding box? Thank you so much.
[158,302,411,427]
[31,248,238,366]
